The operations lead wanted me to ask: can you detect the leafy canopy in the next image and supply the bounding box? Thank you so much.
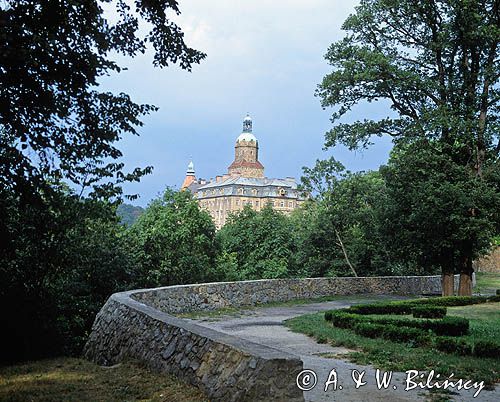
[0,0,205,200]
[318,0,499,176]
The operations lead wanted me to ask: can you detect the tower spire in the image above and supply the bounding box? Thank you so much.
[181,159,196,189]
[243,113,252,133]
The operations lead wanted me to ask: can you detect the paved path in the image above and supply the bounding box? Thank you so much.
[186,296,498,402]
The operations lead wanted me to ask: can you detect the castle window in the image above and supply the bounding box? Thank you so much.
[255,200,259,207]
[238,188,244,195]
[252,188,257,196]
[236,199,240,206]
[289,201,293,208]
[280,201,285,208]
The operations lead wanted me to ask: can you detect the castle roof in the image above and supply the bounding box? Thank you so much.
[198,176,298,189]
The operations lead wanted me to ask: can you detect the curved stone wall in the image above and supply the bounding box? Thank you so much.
[84,275,448,402]
[131,275,446,314]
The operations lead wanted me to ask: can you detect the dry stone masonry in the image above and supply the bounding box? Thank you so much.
[84,275,448,401]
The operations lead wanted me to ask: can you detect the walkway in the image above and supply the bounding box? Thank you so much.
[187,296,498,402]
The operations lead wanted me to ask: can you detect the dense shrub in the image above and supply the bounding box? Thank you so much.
[422,317,469,336]
[474,340,500,359]
[412,306,446,319]
[353,322,385,338]
[326,309,469,337]
[347,296,500,316]
[381,325,430,346]
[348,303,412,315]
[435,337,473,356]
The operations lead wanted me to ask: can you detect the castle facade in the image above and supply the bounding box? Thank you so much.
[182,115,304,228]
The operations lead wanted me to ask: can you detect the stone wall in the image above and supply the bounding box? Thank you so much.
[131,275,445,314]
[85,275,447,401]
[84,291,304,402]
[474,247,500,273]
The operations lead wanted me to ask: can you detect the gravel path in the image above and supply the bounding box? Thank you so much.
[186,296,498,402]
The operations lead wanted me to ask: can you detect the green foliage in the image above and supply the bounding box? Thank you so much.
[435,337,473,356]
[287,310,499,385]
[297,168,405,277]
[318,0,499,166]
[0,186,136,361]
[0,0,206,364]
[315,0,500,291]
[216,204,298,280]
[380,141,500,276]
[474,340,500,359]
[1,0,205,202]
[412,306,447,319]
[126,189,218,287]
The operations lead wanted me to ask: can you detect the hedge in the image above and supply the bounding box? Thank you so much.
[346,295,500,316]
[323,296,500,358]
[411,306,446,319]
[325,310,468,336]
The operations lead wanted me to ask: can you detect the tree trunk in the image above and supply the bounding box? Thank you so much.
[442,272,455,296]
[458,253,473,296]
[335,230,358,277]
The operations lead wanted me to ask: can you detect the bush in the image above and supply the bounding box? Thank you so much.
[412,306,446,319]
[435,337,473,356]
[474,340,500,359]
[496,289,500,296]
[382,325,430,346]
[353,322,385,338]
[326,310,366,329]
[348,303,413,315]
[422,317,469,336]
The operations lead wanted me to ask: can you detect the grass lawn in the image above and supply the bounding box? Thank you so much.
[475,272,500,295]
[0,357,207,402]
[285,301,500,386]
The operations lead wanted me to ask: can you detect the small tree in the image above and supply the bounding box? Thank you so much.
[217,204,298,280]
[127,189,218,287]
[300,161,397,277]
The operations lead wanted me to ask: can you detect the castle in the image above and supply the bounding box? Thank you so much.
[182,114,304,228]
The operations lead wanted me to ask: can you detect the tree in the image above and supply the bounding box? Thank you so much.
[0,186,135,361]
[0,0,205,201]
[299,162,398,277]
[381,141,499,295]
[126,189,218,287]
[317,0,500,294]
[217,204,298,280]
[0,1,205,361]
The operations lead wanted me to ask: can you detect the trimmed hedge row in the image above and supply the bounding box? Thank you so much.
[435,337,500,358]
[353,322,430,346]
[412,306,446,319]
[347,295,500,315]
[325,310,469,336]
[324,296,500,358]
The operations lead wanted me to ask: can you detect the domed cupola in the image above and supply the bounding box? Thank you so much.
[228,114,264,178]
[236,113,257,143]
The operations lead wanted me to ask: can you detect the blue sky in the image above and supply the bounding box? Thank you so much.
[101,0,393,206]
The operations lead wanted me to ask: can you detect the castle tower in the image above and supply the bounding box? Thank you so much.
[181,160,196,189]
[227,114,265,178]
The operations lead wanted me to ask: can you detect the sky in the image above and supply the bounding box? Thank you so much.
[100,0,394,206]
